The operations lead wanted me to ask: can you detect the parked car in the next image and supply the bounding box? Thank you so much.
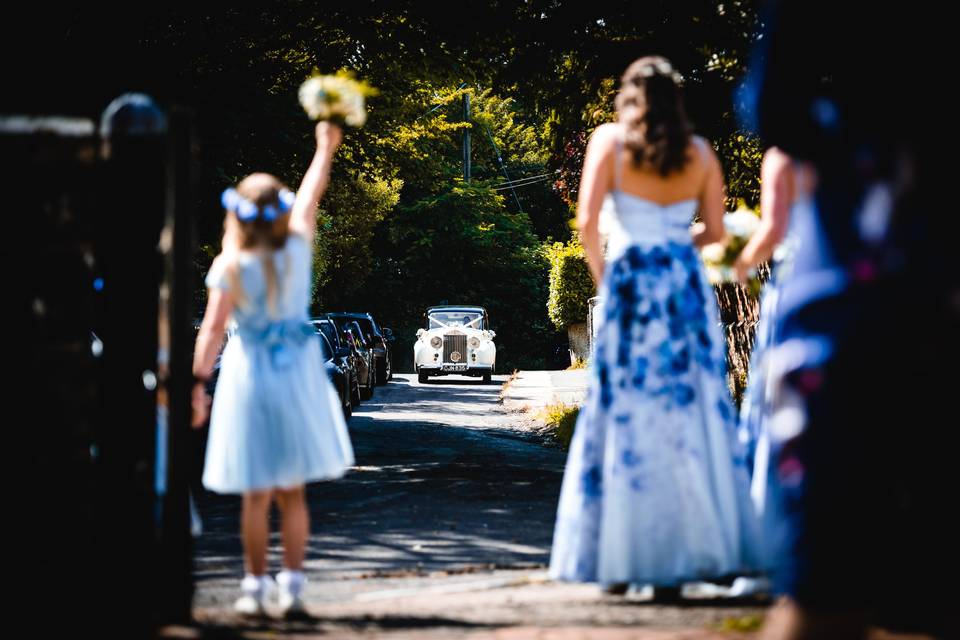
[312,326,353,419]
[329,319,375,400]
[326,312,395,384]
[414,305,496,383]
[310,317,362,408]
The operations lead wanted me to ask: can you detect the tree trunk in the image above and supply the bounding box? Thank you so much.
[567,322,589,366]
[713,272,765,408]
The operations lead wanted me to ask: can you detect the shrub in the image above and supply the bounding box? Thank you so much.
[546,237,594,330]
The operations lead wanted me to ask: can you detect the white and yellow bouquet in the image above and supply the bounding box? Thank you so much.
[701,202,763,297]
[298,70,378,127]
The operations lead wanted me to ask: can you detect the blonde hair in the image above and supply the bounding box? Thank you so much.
[221,173,292,317]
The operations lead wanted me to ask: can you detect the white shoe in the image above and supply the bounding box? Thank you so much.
[728,576,771,597]
[276,569,308,618]
[234,574,276,617]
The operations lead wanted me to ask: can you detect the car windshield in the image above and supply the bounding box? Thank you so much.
[428,311,484,330]
[352,318,376,340]
[313,320,338,348]
[316,332,334,360]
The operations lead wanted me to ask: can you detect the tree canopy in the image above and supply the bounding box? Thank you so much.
[7,1,764,370]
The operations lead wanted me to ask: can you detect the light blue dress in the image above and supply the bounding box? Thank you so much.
[201,234,355,494]
[549,139,761,586]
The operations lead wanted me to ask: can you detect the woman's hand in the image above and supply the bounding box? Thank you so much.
[191,381,211,429]
[733,257,753,284]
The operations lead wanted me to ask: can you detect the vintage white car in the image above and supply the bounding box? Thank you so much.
[414,305,496,384]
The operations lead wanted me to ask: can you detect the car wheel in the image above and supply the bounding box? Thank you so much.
[360,370,374,400]
[418,369,428,384]
[350,375,362,406]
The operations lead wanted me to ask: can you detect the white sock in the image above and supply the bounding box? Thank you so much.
[276,569,305,596]
[241,574,265,596]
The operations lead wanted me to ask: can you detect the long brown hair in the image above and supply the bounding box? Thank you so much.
[221,173,292,316]
[615,56,692,177]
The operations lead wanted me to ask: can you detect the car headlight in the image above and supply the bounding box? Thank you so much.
[468,337,480,349]
[430,336,442,349]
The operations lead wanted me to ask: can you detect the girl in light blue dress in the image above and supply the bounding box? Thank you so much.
[549,57,760,598]
[191,122,354,617]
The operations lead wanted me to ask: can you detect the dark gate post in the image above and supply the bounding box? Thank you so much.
[96,93,168,632]
[156,105,198,625]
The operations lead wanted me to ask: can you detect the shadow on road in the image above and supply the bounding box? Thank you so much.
[192,374,565,590]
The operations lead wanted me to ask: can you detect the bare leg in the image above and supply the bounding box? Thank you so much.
[275,485,309,570]
[241,490,273,576]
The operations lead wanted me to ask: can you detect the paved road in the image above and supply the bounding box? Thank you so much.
[180,373,767,638]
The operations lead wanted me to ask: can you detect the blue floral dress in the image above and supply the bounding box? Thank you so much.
[550,141,761,587]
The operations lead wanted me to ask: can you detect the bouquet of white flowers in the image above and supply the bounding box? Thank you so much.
[701,203,763,297]
[298,71,377,127]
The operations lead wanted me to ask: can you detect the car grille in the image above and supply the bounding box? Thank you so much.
[443,333,467,363]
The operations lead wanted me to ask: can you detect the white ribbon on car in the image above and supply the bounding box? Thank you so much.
[430,316,482,330]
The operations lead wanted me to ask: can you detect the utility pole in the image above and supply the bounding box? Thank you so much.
[462,89,471,182]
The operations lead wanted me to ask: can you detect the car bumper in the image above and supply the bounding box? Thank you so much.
[418,364,492,376]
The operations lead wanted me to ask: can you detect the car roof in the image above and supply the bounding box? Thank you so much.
[427,305,487,314]
[325,312,373,319]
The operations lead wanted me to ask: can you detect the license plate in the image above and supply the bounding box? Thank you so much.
[442,364,467,371]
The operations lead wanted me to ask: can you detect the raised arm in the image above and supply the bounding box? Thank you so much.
[733,147,794,281]
[288,121,343,239]
[690,138,727,249]
[576,124,617,286]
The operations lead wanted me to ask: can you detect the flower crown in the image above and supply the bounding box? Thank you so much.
[221,187,296,222]
[634,60,683,85]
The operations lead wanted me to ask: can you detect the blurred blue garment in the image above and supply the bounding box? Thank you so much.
[738,2,956,633]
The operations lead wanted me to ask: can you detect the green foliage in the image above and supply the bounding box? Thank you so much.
[715,132,764,210]
[29,3,763,370]
[312,171,402,309]
[716,615,764,632]
[363,183,555,372]
[536,401,581,449]
[546,238,595,330]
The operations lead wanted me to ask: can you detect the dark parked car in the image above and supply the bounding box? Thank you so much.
[312,327,353,419]
[340,321,375,400]
[326,312,395,384]
[310,317,362,408]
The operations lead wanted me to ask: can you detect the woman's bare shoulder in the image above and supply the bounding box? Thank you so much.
[689,135,720,169]
[590,122,623,145]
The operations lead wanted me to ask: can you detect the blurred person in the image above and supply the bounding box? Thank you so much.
[739,2,956,637]
[727,147,814,597]
[191,122,354,618]
[549,56,761,599]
